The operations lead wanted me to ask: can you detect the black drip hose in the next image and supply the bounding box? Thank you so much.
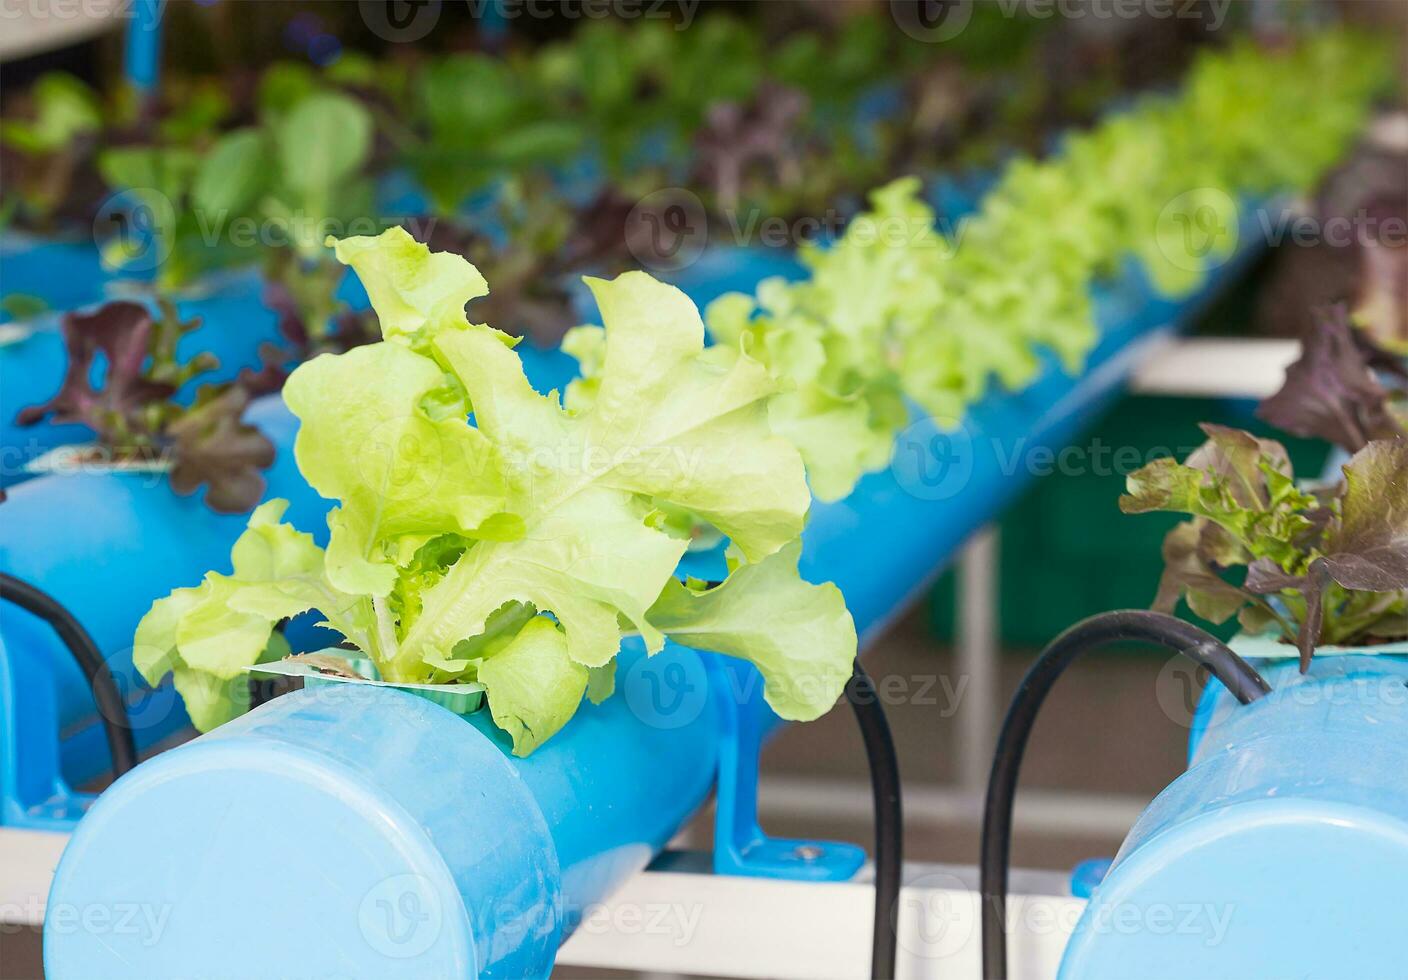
[0,572,138,778]
[979,610,1271,980]
[845,658,903,980]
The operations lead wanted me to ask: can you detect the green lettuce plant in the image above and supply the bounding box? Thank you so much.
[99,85,376,328]
[0,73,104,231]
[1121,308,1408,670]
[633,32,1393,503]
[134,227,856,754]
[404,52,582,217]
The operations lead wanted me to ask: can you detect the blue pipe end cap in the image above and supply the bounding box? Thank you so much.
[45,686,565,980]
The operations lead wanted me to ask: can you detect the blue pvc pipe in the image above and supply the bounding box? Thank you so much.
[122,0,163,93]
[0,235,145,326]
[1061,653,1408,978]
[0,271,294,486]
[46,642,718,980]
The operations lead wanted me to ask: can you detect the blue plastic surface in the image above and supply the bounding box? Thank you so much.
[0,335,575,822]
[1,272,281,484]
[46,641,716,979]
[0,397,324,826]
[709,656,866,881]
[0,235,144,325]
[0,263,380,486]
[123,0,164,93]
[1068,857,1112,900]
[1060,652,1408,978]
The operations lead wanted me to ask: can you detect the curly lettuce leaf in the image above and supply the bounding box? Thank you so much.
[647,541,855,721]
[403,268,809,675]
[137,227,855,751]
[328,226,488,349]
[477,616,588,756]
[132,500,373,729]
[283,338,513,597]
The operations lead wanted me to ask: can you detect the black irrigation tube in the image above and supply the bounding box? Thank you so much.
[0,572,138,778]
[979,610,1272,980]
[846,657,903,980]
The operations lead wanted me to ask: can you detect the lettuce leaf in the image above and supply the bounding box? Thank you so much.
[403,269,810,676]
[576,34,1391,503]
[1122,424,1408,669]
[133,500,373,729]
[137,229,854,755]
[647,542,855,721]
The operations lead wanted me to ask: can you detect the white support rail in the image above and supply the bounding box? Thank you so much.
[0,1,124,61]
[0,828,1077,980]
[557,859,1083,980]
[1127,336,1301,399]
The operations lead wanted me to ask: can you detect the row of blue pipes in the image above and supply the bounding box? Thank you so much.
[4,206,1271,976]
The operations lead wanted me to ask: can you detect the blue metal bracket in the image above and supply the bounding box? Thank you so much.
[1069,857,1112,899]
[708,657,866,881]
[0,632,96,831]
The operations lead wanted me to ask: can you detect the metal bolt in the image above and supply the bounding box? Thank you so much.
[792,845,824,861]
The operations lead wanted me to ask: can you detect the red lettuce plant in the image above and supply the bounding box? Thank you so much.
[17,300,273,513]
[1122,307,1408,669]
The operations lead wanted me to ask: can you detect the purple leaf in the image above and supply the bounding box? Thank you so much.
[1244,557,1305,594]
[167,386,274,514]
[693,83,809,212]
[1322,439,1408,591]
[16,301,176,439]
[1256,304,1407,452]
